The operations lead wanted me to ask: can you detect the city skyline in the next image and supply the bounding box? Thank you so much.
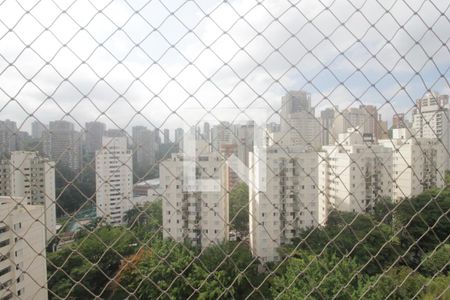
[1,89,445,137]
[1,0,449,132]
[0,0,449,298]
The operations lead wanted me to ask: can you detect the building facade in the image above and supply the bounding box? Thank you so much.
[85,121,106,155]
[160,140,229,249]
[320,108,335,146]
[0,152,56,241]
[95,137,133,226]
[318,128,393,214]
[380,128,446,201]
[43,120,82,171]
[0,120,18,157]
[411,92,450,169]
[277,90,321,148]
[132,126,156,169]
[0,196,48,300]
[31,121,47,140]
[174,128,184,144]
[163,129,170,144]
[330,105,386,143]
[392,113,407,129]
[249,146,325,263]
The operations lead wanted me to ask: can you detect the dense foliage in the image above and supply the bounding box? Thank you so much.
[229,183,249,233]
[55,163,96,217]
[48,186,450,299]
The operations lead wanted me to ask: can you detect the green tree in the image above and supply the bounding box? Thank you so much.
[358,266,427,299]
[119,239,196,299]
[48,227,137,299]
[55,163,96,217]
[394,189,450,266]
[421,275,450,300]
[296,211,401,275]
[372,197,395,225]
[271,251,366,299]
[420,244,450,276]
[229,183,249,233]
[188,242,262,299]
[124,199,162,229]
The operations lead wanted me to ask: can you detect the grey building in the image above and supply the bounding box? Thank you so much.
[31,120,47,140]
[0,119,18,156]
[163,128,170,144]
[85,121,106,154]
[320,108,335,146]
[43,120,82,170]
[132,126,156,169]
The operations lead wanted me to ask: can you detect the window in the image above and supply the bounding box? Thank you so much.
[0,226,8,234]
[0,280,11,291]
[14,249,22,257]
[0,253,9,262]
[0,293,12,300]
[16,275,24,283]
[0,266,11,277]
[13,223,21,231]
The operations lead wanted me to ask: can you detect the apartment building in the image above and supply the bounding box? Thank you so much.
[277,90,321,148]
[249,145,325,263]
[31,121,47,140]
[163,129,171,144]
[0,196,48,300]
[380,128,446,201]
[96,137,133,226]
[318,128,393,213]
[0,120,18,157]
[132,126,156,169]
[411,92,450,169]
[0,152,56,242]
[85,121,106,155]
[392,113,408,129]
[320,108,335,146]
[330,105,385,143]
[43,120,82,171]
[160,140,229,249]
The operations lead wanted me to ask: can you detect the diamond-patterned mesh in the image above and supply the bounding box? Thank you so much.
[0,0,449,299]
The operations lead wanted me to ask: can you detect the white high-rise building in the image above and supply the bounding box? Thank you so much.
[0,152,56,241]
[277,90,321,148]
[96,137,133,226]
[0,196,48,300]
[249,146,325,263]
[211,121,236,152]
[318,128,393,213]
[160,140,229,249]
[411,92,450,169]
[330,105,384,143]
[380,128,446,201]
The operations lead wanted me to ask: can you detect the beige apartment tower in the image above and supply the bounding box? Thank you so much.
[0,196,48,300]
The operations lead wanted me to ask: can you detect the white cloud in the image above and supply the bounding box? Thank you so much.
[0,0,449,132]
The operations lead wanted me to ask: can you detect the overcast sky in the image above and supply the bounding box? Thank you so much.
[0,0,449,134]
